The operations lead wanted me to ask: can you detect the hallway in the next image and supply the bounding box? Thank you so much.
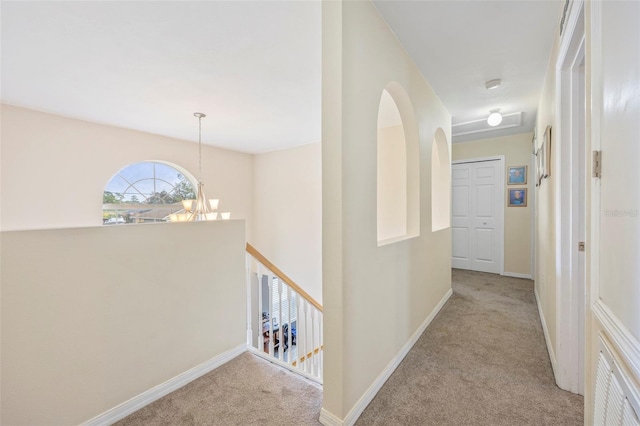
[356,269,583,425]
[115,270,583,425]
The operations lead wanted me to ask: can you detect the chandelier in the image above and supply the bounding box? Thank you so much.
[169,112,230,222]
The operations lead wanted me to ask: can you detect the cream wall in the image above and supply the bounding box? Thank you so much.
[377,124,407,241]
[0,105,254,235]
[1,105,327,298]
[453,133,534,277]
[592,0,640,345]
[536,1,640,423]
[0,104,327,423]
[252,142,323,303]
[322,1,451,422]
[1,221,246,425]
[535,28,560,365]
[431,129,451,232]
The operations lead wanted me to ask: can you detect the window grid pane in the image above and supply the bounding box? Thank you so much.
[103,162,195,224]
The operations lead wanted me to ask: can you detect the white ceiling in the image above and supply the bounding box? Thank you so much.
[1,1,321,154]
[373,0,562,143]
[2,1,561,152]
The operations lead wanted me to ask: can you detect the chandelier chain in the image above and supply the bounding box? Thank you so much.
[198,114,203,183]
[168,111,230,222]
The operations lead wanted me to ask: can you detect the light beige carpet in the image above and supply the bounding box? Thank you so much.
[114,352,323,426]
[356,269,584,425]
[116,269,583,425]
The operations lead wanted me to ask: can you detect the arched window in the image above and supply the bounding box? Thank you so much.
[377,83,420,245]
[103,161,196,224]
[431,128,451,231]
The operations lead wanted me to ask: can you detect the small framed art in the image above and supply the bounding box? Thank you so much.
[508,188,527,207]
[536,144,544,186]
[508,165,527,185]
[536,125,552,186]
[543,125,552,178]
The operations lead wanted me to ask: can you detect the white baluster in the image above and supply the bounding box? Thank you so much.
[268,271,274,357]
[277,279,284,362]
[311,308,317,377]
[256,262,264,352]
[309,304,316,375]
[298,305,302,372]
[295,292,301,370]
[286,286,292,365]
[300,300,306,373]
[318,310,323,378]
[305,301,311,375]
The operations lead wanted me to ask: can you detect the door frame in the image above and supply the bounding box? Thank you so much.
[554,0,586,395]
[452,155,505,275]
[530,151,536,281]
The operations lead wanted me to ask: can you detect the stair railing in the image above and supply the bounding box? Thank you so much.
[246,243,323,383]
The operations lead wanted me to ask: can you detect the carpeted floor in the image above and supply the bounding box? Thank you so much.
[356,269,584,425]
[116,269,583,425]
[114,352,323,426]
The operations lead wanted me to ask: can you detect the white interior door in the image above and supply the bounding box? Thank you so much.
[452,165,472,269]
[452,159,503,274]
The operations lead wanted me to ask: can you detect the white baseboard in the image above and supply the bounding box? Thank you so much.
[593,299,640,383]
[502,272,533,279]
[319,288,453,426]
[319,408,344,426]
[534,287,557,378]
[82,344,246,426]
[247,346,323,386]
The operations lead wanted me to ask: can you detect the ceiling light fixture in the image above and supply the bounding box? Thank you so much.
[169,113,230,222]
[485,79,502,90]
[487,109,503,127]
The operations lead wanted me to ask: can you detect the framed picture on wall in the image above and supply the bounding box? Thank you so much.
[543,125,552,178]
[536,143,545,186]
[536,125,552,187]
[508,188,527,207]
[508,165,527,185]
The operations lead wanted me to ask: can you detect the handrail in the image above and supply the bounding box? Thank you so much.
[246,243,323,312]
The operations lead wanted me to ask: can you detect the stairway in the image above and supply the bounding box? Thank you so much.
[246,243,324,383]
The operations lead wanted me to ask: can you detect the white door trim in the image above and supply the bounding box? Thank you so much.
[588,0,602,316]
[554,0,586,395]
[530,151,536,280]
[452,155,505,275]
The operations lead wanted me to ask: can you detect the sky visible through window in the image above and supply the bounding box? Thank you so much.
[105,162,194,203]
[103,161,195,224]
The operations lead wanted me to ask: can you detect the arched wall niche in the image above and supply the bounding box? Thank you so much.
[431,128,451,231]
[376,81,420,246]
